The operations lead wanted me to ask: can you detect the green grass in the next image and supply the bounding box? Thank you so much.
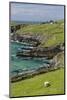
[10,68,64,97]
[15,20,64,47]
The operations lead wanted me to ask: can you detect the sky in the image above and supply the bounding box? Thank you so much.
[11,3,64,22]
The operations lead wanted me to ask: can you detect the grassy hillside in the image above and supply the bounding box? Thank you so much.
[16,20,64,47]
[10,68,64,97]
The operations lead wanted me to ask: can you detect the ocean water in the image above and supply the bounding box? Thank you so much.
[10,42,49,76]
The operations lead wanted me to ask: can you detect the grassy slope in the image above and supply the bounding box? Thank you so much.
[16,20,64,47]
[10,68,64,97]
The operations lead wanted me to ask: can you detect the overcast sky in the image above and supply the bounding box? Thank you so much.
[11,3,64,22]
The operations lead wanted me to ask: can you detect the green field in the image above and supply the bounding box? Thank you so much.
[16,20,64,47]
[10,68,64,97]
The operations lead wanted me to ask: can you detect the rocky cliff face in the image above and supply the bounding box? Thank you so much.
[52,51,64,68]
[16,43,64,59]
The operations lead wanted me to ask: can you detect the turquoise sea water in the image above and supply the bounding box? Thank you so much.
[10,42,49,76]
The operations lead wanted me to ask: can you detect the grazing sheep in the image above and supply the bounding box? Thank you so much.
[44,81,50,87]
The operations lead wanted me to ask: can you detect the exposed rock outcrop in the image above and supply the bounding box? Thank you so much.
[16,43,64,59]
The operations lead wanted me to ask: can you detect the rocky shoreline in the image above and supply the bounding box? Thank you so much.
[10,34,64,82]
[11,51,64,83]
[11,34,64,58]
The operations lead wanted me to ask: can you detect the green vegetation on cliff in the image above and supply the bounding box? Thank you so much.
[15,20,64,47]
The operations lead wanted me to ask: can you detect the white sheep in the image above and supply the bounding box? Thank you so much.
[44,81,50,87]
